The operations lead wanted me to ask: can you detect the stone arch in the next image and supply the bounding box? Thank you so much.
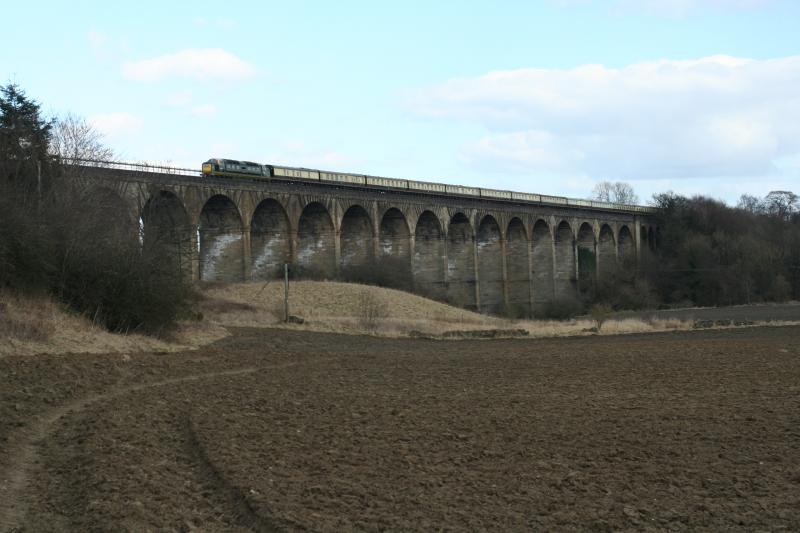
[577,222,596,295]
[250,198,291,280]
[532,219,554,311]
[413,210,444,298]
[447,212,476,309]
[379,208,410,258]
[477,215,504,314]
[141,191,193,276]
[598,224,616,277]
[619,225,635,262]
[648,227,655,251]
[297,201,336,279]
[641,224,648,251]
[199,194,244,281]
[379,207,412,287]
[340,204,374,272]
[87,186,138,244]
[554,220,576,299]
[506,217,530,317]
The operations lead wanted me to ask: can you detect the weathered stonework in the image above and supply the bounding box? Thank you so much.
[80,166,658,314]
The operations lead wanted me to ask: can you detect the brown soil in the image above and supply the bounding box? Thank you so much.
[1,326,799,531]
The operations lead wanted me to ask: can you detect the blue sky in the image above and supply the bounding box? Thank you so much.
[3,0,799,204]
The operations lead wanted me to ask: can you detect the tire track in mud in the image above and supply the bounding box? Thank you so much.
[0,365,267,532]
[182,413,302,532]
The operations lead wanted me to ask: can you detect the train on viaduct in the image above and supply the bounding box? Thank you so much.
[73,160,659,316]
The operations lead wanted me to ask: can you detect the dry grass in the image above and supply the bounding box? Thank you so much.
[0,291,228,357]
[198,281,703,339]
[6,282,789,357]
[200,280,505,335]
[0,294,56,342]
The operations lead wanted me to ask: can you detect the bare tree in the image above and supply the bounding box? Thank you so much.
[737,194,763,214]
[764,190,798,220]
[591,181,639,205]
[49,113,113,163]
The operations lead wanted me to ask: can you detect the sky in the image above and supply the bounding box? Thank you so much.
[2,0,799,205]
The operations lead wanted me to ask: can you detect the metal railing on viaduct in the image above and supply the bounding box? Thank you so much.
[70,159,660,315]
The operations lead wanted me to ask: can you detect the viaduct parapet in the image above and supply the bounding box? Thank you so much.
[75,161,659,315]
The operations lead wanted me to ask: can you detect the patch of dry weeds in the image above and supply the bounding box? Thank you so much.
[197,281,701,340]
[0,291,228,357]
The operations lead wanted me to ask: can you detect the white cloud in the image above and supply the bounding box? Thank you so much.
[122,48,255,82]
[193,16,236,29]
[190,104,217,117]
[211,142,238,156]
[166,91,193,107]
[165,92,219,117]
[551,0,769,16]
[614,0,767,16]
[407,55,800,182]
[261,140,355,170]
[89,112,143,137]
[87,30,107,55]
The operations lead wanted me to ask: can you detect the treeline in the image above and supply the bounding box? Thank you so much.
[554,193,800,316]
[644,191,800,307]
[0,84,191,335]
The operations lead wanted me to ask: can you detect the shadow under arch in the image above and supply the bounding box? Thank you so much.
[340,204,374,271]
[577,222,596,295]
[199,194,244,282]
[447,212,476,309]
[597,224,616,278]
[413,210,444,299]
[554,220,575,300]
[532,219,554,311]
[506,217,530,317]
[618,225,634,261]
[477,214,503,314]
[374,207,413,290]
[141,190,193,276]
[250,198,291,280]
[84,186,138,245]
[296,201,335,279]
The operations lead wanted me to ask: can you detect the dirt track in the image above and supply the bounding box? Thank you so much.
[2,326,799,531]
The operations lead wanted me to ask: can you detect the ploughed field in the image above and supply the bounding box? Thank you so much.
[2,327,799,531]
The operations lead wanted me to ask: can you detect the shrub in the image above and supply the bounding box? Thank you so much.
[501,302,531,320]
[536,296,583,320]
[0,85,195,336]
[0,297,54,342]
[767,274,792,303]
[357,289,389,331]
[590,303,613,331]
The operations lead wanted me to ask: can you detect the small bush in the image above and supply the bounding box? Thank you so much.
[0,314,52,342]
[536,297,583,320]
[767,275,792,303]
[0,297,54,342]
[199,297,258,315]
[501,302,531,320]
[590,303,614,331]
[357,289,389,331]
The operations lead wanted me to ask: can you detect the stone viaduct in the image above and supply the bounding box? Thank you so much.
[76,161,659,316]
